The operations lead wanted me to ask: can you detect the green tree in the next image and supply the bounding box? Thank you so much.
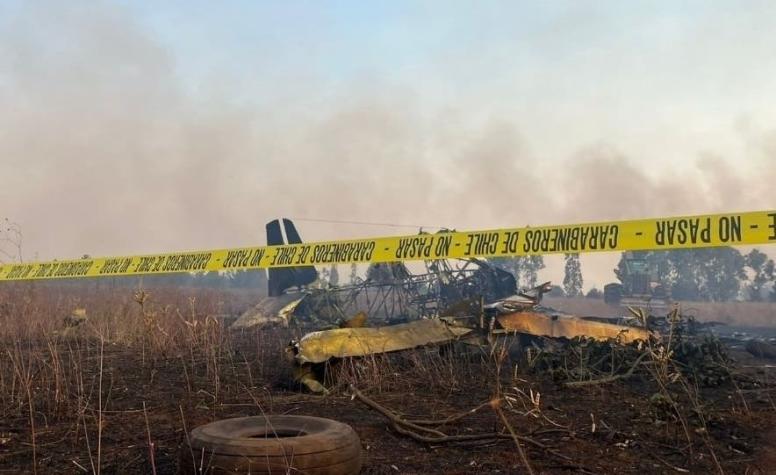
[613,248,748,302]
[329,265,339,286]
[744,249,775,301]
[488,257,522,284]
[665,250,701,300]
[563,253,583,297]
[349,263,358,284]
[488,255,544,289]
[522,255,545,288]
[586,288,602,299]
[693,248,745,301]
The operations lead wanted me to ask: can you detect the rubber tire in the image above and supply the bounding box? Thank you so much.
[178,415,362,474]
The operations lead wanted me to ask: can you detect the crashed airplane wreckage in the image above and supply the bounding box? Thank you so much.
[287,284,654,392]
[232,219,518,330]
[233,219,654,393]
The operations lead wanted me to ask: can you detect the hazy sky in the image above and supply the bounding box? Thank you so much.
[1,1,775,288]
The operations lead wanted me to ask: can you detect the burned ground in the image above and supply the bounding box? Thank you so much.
[0,285,775,474]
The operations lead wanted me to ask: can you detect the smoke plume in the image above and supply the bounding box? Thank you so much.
[1,1,774,287]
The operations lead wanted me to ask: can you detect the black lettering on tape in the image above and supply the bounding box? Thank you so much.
[548,229,558,251]
[466,234,476,255]
[311,245,322,264]
[678,219,689,244]
[294,245,311,265]
[223,249,254,269]
[701,218,711,243]
[152,256,165,272]
[523,225,619,254]
[52,261,93,277]
[311,242,373,264]
[137,257,154,273]
[273,247,296,266]
[609,225,619,248]
[100,257,131,275]
[556,228,568,251]
[485,232,499,254]
[8,265,31,279]
[396,237,433,259]
[655,219,711,246]
[579,227,590,250]
[250,249,265,266]
[33,264,47,278]
[435,235,452,257]
[2,211,774,280]
[424,238,434,258]
[569,227,580,250]
[655,221,665,246]
[463,232,499,256]
[719,216,742,243]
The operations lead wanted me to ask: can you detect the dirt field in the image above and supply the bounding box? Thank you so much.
[1,285,775,474]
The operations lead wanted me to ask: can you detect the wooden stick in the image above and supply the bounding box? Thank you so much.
[493,401,535,475]
[348,385,571,462]
[564,351,648,388]
[405,401,491,426]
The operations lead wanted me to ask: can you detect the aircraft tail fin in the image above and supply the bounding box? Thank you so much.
[266,219,318,296]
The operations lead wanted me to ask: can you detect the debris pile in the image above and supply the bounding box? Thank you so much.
[230,220,775,402]
[527,308,734,388]
[286,281,660,392]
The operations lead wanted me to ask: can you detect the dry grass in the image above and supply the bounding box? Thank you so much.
[0,283,774,474]
[0,282,288,473]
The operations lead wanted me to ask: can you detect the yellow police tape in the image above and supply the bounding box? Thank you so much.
[1,210,774,281]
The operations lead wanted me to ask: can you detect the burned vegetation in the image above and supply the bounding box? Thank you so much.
[0,220,775,474]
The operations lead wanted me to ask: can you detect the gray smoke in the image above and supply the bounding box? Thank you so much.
[1,1,774,289]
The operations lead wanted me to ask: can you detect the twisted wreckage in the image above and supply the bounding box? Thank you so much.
[232,219,654,392]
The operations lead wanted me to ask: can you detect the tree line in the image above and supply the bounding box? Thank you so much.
[491,247,776,302]
[614,248,775,302]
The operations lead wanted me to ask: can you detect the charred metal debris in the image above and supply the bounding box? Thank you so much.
[231,219,749,394]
